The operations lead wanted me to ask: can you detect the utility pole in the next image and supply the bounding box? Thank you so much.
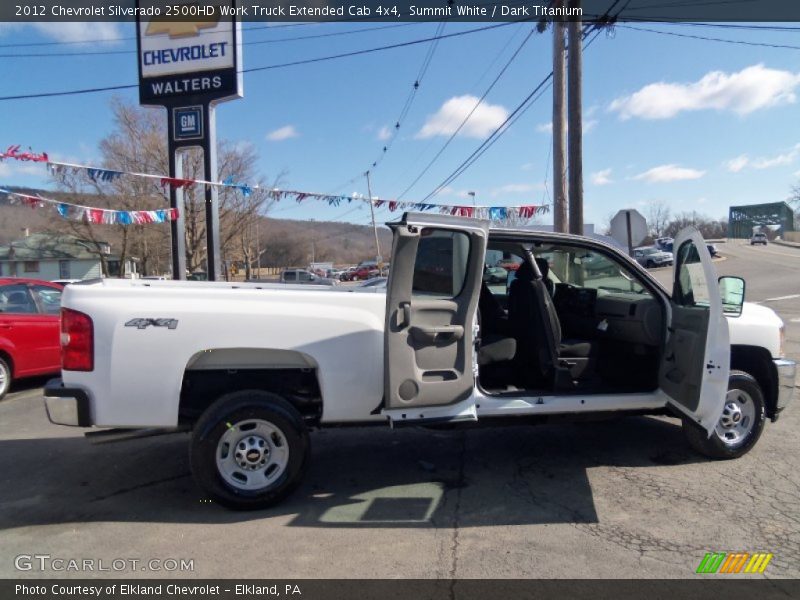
[552,14,568,233]
[365,171,383,263]
[567,0,584,236]
[255,217,261,279]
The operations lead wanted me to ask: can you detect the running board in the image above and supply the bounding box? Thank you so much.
[85,426,189,444]
[382,401,477,428]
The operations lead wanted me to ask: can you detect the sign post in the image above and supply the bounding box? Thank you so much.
[135,0,243,280]
[610,209,647,256]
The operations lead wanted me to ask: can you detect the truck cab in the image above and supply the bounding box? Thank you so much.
[382,214,788,451]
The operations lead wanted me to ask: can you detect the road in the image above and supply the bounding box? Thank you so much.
[0,240,798,580]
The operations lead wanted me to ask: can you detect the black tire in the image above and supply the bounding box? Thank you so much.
[683,370,766,460]
[0,356,11,401]
[189,390,310,510]
[646,260,655,268]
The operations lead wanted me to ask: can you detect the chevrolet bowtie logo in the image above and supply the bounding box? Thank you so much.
[146,18,221,39]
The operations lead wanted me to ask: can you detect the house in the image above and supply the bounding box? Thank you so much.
[0,232,136,280]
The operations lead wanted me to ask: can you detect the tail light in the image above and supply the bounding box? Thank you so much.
[61,308,94,371]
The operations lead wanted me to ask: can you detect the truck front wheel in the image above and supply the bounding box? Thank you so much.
[682,370,766,460]
[189,390,309,510]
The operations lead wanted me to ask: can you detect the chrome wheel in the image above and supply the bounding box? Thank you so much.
[216,419,290,491]
[715,389,756,447]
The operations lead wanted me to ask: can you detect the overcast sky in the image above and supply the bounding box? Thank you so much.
[1,20,799,228]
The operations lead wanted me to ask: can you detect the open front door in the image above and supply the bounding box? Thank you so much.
[660,227,730,434]
[383,213,488,425]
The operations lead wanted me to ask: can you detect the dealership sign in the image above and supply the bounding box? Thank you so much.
[135,0,243,106]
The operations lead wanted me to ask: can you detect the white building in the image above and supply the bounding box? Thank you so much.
[0,233,135,280]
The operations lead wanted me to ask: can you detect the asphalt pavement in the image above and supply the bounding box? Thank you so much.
[1,240,798,579]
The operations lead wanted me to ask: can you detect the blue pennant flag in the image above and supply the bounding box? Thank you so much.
[57,203,69,218]
[87,168,122,183]
[489,207,507,220]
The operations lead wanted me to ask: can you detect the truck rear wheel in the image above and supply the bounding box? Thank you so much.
[682,370,765,460]
[189,390,309,510]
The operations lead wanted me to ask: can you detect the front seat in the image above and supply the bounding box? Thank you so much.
[535,257,555,297]
[508,261,594,388]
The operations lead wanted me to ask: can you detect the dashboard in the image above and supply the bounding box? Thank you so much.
[554,284,664,346]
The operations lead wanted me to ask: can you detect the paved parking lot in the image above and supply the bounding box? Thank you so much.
[1,240,798,579]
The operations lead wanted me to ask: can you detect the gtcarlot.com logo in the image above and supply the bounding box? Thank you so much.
[696,552,773,574]
[14,554,194,573]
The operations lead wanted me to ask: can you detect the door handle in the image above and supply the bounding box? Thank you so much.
[0,324,11,329]
[396,302,411,330]
[410,325,464,342]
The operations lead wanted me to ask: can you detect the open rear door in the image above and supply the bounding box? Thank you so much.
[383,213,488,425]
[660,227,730,434]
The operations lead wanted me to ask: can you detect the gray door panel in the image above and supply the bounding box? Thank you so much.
[660,305,709,411]
[659,227,730,433]
[384,214,488,412]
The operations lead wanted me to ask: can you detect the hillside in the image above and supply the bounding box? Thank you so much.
[0,186,393,268]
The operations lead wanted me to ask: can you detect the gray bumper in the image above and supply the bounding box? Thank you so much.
[43,378,92,427]
[775,359,797,412]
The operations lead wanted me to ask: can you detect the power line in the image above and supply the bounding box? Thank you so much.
[0,21,522,102]
[362,21,446,174]
[384,23,527,191]
[396,26,538,200]
[0,18,403,49]
[0,22,422,58]
[421,28,604,203]
[421,74,554,202]
[618,23,800,50]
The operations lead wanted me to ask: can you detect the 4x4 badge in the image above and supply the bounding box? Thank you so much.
[125,318,179,330]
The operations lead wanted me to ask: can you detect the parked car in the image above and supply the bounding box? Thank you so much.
[358,277,387,289]
[654,237,674,251]
[0,278,64,400]
[46,215,795,510]
[279,269,337,286]
[50,279,81,286]
[633,246,673,268]
[706,243,719,257]
[483,266,508,284]
[343,266,379,282]
[751,233,768,246]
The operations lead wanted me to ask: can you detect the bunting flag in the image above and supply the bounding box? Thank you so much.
[0,145,48,163]
[159,177,195,191]
[0,188,179,226]
[4,146,553,222]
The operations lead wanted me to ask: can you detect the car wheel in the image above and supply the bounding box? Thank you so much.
[189,390,310,510]
[682,370,766,460]
[0,356,11,401]
[646,260,655,268]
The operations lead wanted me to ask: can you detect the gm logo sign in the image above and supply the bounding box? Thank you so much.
[173,106,204,141]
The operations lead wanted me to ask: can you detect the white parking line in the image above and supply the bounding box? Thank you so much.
[763,294,800,302]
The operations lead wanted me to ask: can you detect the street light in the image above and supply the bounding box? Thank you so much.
[468,191,476,207]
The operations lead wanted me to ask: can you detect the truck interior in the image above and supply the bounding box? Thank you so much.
[476,238,667,396]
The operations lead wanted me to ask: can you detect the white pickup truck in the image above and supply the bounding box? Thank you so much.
[44,214,795,510]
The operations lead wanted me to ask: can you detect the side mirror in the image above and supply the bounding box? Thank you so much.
[718,276,745,317]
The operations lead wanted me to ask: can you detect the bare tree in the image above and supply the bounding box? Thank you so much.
[51,98,279,277]
[646,200,671,238]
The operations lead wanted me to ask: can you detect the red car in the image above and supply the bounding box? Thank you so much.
[342,266,380,282]
[0,278,64,400]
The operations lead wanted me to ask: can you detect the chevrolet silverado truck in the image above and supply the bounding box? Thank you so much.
[44,214,796,510]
